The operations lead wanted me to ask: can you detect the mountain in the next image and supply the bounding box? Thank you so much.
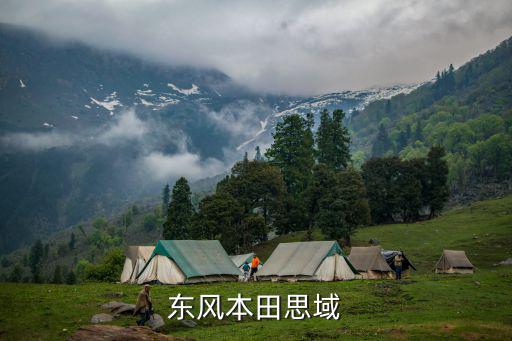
[0,24,417,254]
[349,36,512,196]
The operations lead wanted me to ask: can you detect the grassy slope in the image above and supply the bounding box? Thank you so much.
[0,196,511,340]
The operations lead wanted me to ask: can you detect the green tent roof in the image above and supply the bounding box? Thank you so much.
[145,240,241,279]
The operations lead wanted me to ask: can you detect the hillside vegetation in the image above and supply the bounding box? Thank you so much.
[1,196,511,340]
[350,37,512,197]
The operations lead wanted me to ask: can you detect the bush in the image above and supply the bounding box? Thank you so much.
[83,248,125,282]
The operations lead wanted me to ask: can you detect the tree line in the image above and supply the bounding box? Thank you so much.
[162,110,449,253]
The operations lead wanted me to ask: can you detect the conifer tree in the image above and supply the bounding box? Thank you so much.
[29,239,44,283]
[162,184,170,213]
[425,147,449,217]
[331,109,351,170]
[163,177,193,239]
[254,146,263,161]
[316,110,333,166]
[371,124,392,157]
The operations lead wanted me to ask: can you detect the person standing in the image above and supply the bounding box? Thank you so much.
[250,255,260,281]
[134,284,152,326]
[242,261,251,282]
[394,252,403,280]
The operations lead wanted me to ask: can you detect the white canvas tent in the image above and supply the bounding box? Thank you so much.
[257,241,357,282]
[120,246,154,284]
[348,246,394,279]
[435,250,474,274]
[136,240,241,285]
[230,253,255,269]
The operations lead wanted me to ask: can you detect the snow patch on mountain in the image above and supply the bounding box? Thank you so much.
[90,92,122,111]
[167,83,200,95]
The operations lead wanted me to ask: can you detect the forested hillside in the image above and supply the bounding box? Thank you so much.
[350,36,512,197]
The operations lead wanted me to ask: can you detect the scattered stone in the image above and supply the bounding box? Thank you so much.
[474,281,481,286]
[101,301,125,310]
[180,320,197,328]
[90,313,113,324]
[69,325,188,340]
[368,238,380,246]
[111,303,136,315]
[497,258,512,266]
[146,314,165,331]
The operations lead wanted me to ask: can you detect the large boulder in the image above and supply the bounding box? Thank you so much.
[90,314,113,324]
[146,314,165,331]
[68,325,189,340]
[112,304,136,315]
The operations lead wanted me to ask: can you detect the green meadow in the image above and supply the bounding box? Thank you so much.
[1,196,511,340]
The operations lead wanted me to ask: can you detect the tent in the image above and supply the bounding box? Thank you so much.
[230,253,255,268]
[348,246,394,279]
[120,246,154,284]
[257,241,357,282]
[136,240,241,284]
[435,250,474,274]
[381,250,417,272]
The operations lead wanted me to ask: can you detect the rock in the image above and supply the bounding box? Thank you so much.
[90,313,113,324]
[112,303,136,315]
[146,314,165,331]
[497,258,512,266]
[101,301,125,310]
[180,320,197,328]
[368,238,380,246]
[68,325,187,340]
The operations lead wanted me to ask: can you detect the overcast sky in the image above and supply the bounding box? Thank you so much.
[1,0,511,95]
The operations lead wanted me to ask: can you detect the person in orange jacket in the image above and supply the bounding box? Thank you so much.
[250,255,260,281]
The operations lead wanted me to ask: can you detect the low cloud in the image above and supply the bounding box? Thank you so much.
[0,131,75,151]
[203,102,269,141]
[1,0,511,94]
[141,151,225,182]
[97,109,148,145]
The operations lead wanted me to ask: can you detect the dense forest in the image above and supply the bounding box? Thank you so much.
[350,37,512,197]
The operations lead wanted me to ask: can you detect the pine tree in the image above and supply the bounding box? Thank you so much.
[316,110,333,165]
[425,147,449,217]
[52,265,63,284]
[371,124,392,157]
[254,146,263,161]
[331,109,351,170]
[68,233,76,251]
[266,114,315,195]
[162,184,170,213]
[8,264,23,283]
[163,177,193,239]
[29,239,44,283]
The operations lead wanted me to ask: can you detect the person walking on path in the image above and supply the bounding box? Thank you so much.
[134,284,152,326]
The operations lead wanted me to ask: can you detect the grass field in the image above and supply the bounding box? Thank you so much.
[1,196,511,340]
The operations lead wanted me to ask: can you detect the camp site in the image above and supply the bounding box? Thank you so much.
[0,196,511,339]
[1,2,512,340]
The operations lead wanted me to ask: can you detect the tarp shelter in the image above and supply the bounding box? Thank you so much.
[382,250,417,272]
[348,246,394,279]
[230,253,255,268]
[257,241,357,281]
[435,250,474,274]
[120,246,154,284]
[136,240,241,284]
